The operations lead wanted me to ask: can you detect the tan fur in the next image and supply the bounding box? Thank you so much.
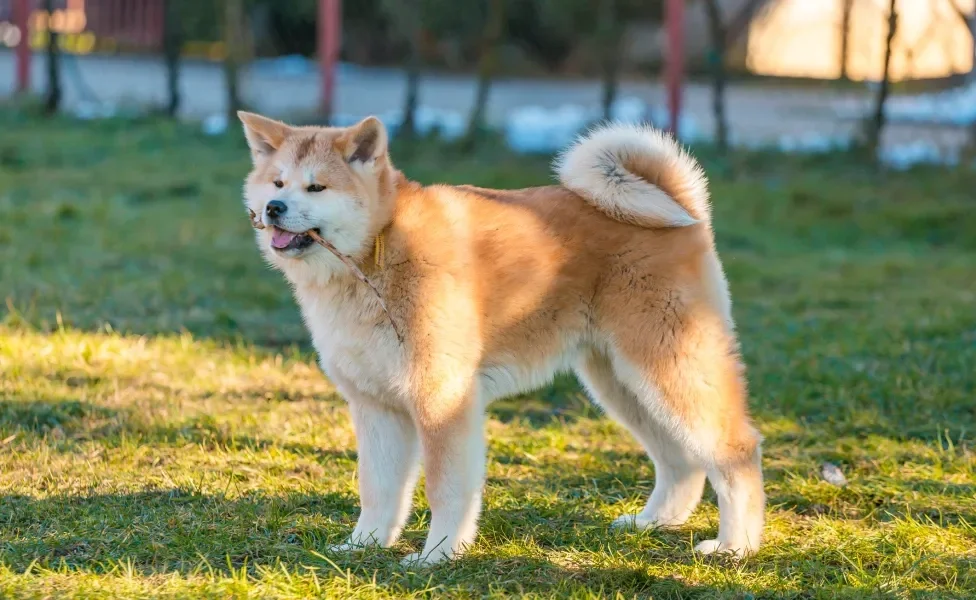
[238,113,766,564]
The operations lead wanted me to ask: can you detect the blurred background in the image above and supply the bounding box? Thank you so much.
[1,0,975,166]
[2,3,976,597]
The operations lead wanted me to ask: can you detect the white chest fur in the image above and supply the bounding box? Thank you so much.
[294,280,407,402]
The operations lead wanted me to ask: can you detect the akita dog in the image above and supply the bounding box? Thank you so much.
[238,112,765,565]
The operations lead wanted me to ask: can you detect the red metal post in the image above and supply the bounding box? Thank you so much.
[318,0,341,119]
[665,0,684,136]
[14,0,31,94]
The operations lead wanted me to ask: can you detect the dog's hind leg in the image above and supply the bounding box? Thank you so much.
[605,309,766,557]
[576,348,707,530]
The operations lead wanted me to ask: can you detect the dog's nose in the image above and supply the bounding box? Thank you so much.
[265,200,287,219]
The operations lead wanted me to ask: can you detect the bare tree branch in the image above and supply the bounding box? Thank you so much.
[163,0,183,118]
[840,0,853,80]
[703,0,729,151]
[220,0,245,122]
[382,0,423,138]
[868,0,898,158]
[43,0,61,115]
[598,0,622,121]
[463,0,506,149]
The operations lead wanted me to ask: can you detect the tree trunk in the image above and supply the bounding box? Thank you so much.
[947,0,975,82]
[946,0,976,151]
[463,0,506,149]
[970,18,976,84]
[43,0,61,115]
[839,0,853,81]
[868,0,898,158]
[704,0,729,152]
[598,0,620,121]
[222,0,245,122]
[381,0,423,138]
[163,0,183,118]
[399,4,423,139]
[401,50,422,138]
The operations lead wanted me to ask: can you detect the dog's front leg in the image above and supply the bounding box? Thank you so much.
[333,399,420,551]
[402,389,485,566]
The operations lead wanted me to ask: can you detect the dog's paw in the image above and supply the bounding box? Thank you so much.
[328,528,388,553]
[400,551,435,567]
[328,535,380,553]
[327,541,366,553]
[612,512,686,531]
[400,547,455,568]
[611,513,657,531]
[693,539,754,558]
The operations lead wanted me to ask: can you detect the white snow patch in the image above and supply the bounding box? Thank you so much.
[836,81,976,126]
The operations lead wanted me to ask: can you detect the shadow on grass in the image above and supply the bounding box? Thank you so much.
[6,391,975,530]
[0,396,121,437]
[4,489,974,598]
[3,395,974,595]
[0,490,356,573]
[0,491,628,595]
[0,396,354,464]
[0,490,758,598]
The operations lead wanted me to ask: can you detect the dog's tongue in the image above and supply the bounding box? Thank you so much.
[271,228,299,249]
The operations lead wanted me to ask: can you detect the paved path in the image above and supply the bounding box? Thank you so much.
[0,51,968,155]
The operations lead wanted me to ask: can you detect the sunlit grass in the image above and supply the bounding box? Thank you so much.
[0,113,974,598]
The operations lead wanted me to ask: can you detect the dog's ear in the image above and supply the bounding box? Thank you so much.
[336,117,388,165]
[238,111,291,162]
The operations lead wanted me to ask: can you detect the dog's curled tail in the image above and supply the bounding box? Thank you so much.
[555,123,710,228]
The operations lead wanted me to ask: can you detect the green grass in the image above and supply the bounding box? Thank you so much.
[1,112,974,599]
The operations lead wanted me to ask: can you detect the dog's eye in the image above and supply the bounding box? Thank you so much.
[273,180,284,189]
[306,184,326,193]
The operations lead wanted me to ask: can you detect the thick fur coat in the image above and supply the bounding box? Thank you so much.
[238,112,765,565]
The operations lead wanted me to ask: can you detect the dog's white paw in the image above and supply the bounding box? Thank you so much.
[400,551,435,567]
[400,552,424,566]
[328,528,389,553]
[328,540,367,553]
[612,513,685,531]
[694,539,752,558]
[612,513,655,530]
[400,547,454,567]
[328,533,383,553]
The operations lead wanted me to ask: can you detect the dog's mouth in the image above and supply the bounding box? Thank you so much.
[270,227,320,252]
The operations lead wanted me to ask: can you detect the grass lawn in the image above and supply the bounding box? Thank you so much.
[1,112,974,599]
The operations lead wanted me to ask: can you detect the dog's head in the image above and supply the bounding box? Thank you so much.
[238,112,394,274]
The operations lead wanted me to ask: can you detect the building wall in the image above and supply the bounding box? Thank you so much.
[746,0,974,81]
[621,0,974,81]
